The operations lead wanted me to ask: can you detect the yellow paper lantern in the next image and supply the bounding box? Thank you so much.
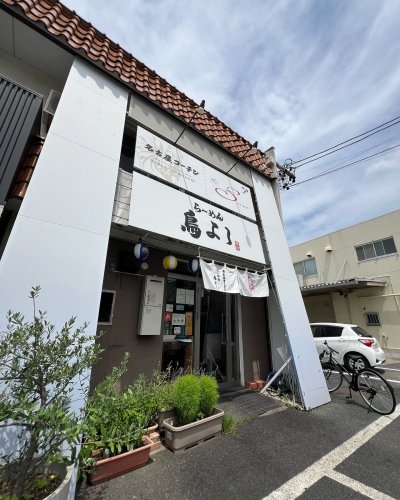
[163,255,178,270]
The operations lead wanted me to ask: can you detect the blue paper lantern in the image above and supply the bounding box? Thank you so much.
[187,258,199,273]
[163,255,178,270]
[134,243,149,261]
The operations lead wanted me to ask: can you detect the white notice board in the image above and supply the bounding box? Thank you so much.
[138,276,165,336]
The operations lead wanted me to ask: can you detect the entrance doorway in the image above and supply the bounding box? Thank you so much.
[199,290,239,388]
[161,276,196,372]
[160,273,240,388]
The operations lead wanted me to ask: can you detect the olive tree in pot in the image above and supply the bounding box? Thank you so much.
[0,287,102,499]
[163,374,224,452]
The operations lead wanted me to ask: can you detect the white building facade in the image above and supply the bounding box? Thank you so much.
[0,4,330,483]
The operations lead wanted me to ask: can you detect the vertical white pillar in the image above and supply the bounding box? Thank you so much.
[0,57,128,495]
[0,56,127,330]
[252,172,330,409]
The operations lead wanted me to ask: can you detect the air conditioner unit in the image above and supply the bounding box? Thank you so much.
[296,274,304,287]
[42,90,61,133]
[43,89,61,116]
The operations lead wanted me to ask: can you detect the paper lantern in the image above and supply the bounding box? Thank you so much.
[163,255,177,270]
[187,258,199,273]
[134,243,149,261]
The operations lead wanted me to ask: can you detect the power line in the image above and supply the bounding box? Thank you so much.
[290,143,400,187]
[300,134,399,175]
[293,118,400,169]
[292,116,400,165]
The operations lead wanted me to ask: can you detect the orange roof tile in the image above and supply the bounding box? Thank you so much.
[10,136,44,199]
[2,0,276,179]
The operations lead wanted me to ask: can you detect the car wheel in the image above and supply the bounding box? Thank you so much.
[345,354,370,372]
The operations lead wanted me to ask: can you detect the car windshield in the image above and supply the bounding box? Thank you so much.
[352,326,373,338]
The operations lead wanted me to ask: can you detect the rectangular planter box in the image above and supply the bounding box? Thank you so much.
[163,408,224,452]
[88,435,153,486]
[157,408,177,430]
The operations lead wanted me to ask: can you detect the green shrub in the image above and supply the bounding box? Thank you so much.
[80,355,146,477]
[126,374,159,427]
[199,375,219,417]
[174,374,201,425]
[156,379,176,411]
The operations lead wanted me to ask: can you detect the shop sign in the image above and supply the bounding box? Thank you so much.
[129,173,266,264]
[134,126,256,221]
[200,259,269,297]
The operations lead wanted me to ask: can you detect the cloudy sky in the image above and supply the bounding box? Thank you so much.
[64,0,400,245]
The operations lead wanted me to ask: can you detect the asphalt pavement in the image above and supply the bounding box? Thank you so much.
[78,378,400,500]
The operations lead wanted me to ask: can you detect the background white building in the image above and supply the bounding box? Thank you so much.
[290,209,400,350]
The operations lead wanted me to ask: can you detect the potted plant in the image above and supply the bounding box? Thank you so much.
[0,287,102,499]
[163,374,224,452]
[155,375,177,430]
[80,356,153,486]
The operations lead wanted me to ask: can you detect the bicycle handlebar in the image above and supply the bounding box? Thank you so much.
[322,341,339,355]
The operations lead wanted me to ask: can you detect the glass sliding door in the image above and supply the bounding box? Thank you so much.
[200,289,238,387]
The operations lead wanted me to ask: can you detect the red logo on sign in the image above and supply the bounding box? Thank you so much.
[235,241,240,251]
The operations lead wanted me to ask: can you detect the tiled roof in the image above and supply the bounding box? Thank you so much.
[2,0,276,179]
[10,136,44,198]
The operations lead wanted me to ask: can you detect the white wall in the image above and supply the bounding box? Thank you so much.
[0,57,128,496]
[252,171,330,409]
[0,48,68,97]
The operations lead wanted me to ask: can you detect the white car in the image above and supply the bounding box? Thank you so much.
[310,322,386,370]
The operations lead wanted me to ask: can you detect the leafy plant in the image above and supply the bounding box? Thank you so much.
[222,414,242,437]
[80,354,147,477]
[199,375,219,418]
[0,286,102,499]
[173,374,201,425]
[156,380,176,411]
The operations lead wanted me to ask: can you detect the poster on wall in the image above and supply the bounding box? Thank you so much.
[176,288,186,303]
[185,289,195,305]
[172,313,186,325]
[129,172,266,264]
[185,312,193,336]
[134,126,256,220]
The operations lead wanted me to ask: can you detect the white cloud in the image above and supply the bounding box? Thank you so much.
[62,0,400,244]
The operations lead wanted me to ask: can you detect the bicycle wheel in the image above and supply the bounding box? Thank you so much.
[357,368,396,415]
[322,362,343,392]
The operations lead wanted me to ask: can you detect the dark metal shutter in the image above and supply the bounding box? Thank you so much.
[0,75,42,204]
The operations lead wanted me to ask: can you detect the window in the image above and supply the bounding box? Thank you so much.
[119,132,136,173]
[364,313,381,327]
[355,237,397,262]
[294,258,317,277]
[323,326,343,337]
[310,325,343,337]
[98,290,116,324]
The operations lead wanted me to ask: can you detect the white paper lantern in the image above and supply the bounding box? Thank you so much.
[187,258,199,273]
[134,243,149,261]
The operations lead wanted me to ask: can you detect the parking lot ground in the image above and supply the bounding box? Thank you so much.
[78,384,400,500]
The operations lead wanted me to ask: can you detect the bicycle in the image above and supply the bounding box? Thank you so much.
[320,341,396,415]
